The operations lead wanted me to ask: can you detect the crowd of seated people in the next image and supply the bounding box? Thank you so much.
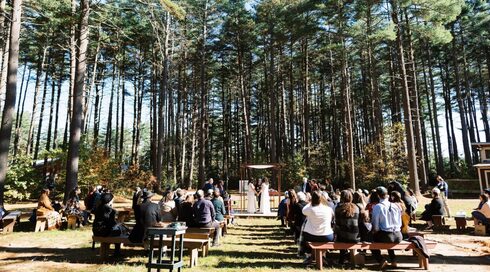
[284,178,419,269]
[282,177,490,268]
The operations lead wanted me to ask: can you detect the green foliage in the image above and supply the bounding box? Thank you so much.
[282,153,306,189]
[5,155,39,201]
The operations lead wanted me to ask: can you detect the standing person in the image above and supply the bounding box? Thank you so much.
[256,178,262,209]
[260,178,271,214]
[203,178,214,192]
[335,190,360,265]
[302,177,311,193]
[324,178,334,193]
[301,190,335,264]
[371,186,403,269]
[211,189,227,235]
[247,180,257,213]
[286,189,298,229]
[174,189,185,219]
[436,175,451,217]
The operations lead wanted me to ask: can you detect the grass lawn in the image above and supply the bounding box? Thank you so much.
[1,196,484,272]
[1,218,355,272]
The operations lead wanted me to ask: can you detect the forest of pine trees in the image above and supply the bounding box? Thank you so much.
[0,0,489,204]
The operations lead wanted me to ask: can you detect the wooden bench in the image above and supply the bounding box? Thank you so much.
[308,240,437,270]
[116,209,132,223]
[1,211,21,234]
[35,216,48,232]
[67,215,79,229]
[432,215,450,231]
[92,235,209,267]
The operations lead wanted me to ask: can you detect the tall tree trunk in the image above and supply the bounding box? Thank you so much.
[390,1,419,194]
[198,2,208,186]
[451,25,472,167]
[0,0,22,208]
[64,0,90,202]
[26,47,47,155]
[13,63,29,157]
[34,54,52,160]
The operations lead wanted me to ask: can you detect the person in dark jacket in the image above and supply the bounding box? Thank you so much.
[92,193,125,256]
[420,188,444,229]
[193,189,221,246]
[178,194,195,226]
[293,192,308,242]
[129,189,162,243]
[335,190,360,264]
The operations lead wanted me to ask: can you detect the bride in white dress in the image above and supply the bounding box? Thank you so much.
[247,181,256,213]
[260,179,271,214]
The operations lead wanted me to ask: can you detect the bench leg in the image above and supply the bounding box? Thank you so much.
[2,219,15,234]
[314,249,323,270]
[349,249,356,264]
[414,248,429,270]
[99,242,109,259]
[190,248,198,267]
[201,244,208,257]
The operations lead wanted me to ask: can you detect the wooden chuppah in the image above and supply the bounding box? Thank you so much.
[239,163,283,212]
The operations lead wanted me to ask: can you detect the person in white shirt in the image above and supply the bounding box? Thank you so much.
[472,194,490,226]
[301,190,334,264]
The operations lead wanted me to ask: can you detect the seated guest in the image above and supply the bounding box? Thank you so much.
[353,191,367,210]
[174,189,185,218]
[335,190,360,264]
[131,187,143,224]
[37,188,61,230]
[93,193,126,256]
[64,186,84,226]
[129,189,162,243]
[159,191,177,222]
[93,193,125,236]
[301,190,335,264]
[420,188,444,229]
[371,186,402,269]
[365,190,380,216]
[178,194,195,225]
[472,194,490,226]
[211,189,226,222]
[277,191,289,227]
[211,189,227,235]
[390,191,410,238]
[293,192,307,242]
[193,189,221,247]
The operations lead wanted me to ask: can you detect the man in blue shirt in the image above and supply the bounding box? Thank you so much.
[371,186,403,269]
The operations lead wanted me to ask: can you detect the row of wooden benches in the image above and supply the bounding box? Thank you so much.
[308,240,437,270]
[92,227,218,267]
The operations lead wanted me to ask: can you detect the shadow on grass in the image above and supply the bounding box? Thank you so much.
[0,246,147,265]
[216,260,305,269]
